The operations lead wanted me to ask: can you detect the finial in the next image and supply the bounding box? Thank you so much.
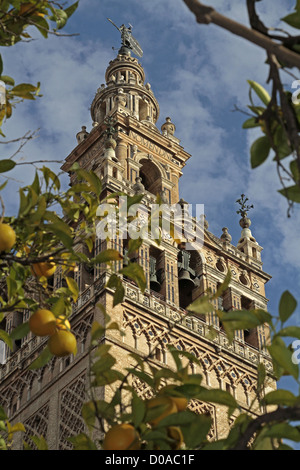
[107,18,143,57]
[102,117,117,159]
[221,227,232,243]
[76,125,89,143]
[236,194,253,228]
[133,176,145,194]
[161,117,176,136]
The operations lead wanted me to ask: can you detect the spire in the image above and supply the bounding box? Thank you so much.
[90,24,159,127]
[235,195,263,263]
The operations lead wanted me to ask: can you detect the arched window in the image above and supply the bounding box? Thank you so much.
[139,159,162,196]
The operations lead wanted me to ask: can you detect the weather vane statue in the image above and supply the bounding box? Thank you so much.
[236,194,254,219]
[107,18,143,58]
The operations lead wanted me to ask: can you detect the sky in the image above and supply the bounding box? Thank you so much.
[1,0,300,400]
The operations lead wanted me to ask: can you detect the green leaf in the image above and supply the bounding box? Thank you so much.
[247,80,271,105]
[212,269,232,299]
[181,413,212,448]
[132,393,146,428]
[94,249,122,264]
[0,159,16,173]
[128,237,143,254]
[253,437,274,450]
[290,160,300,183]
[127,368,154,388]
[0,405,7,420]
[257,362,266,395]
[68,433,98,450]
[30,196,46,223]
[53,9,68,29]
[119,262,146,293]
[263,423,300,442]
[0,329,13,350]
[106,273,125,306]
[193,388,238,410]
[263,389,298,407]
[250,136,271,169]
[10,321,30,341]
[65,276,79,302]
[28,347,53,370]
[282,12,300,29]
[81,401,96,430]
[267,336,299,380]
[278,184,300,202]
[278,326,300,339]
[279,290,297,322]
[247,105,265,116]
[0,75,14,86]
[273,125,292,160]
[64,1,79,18]
[186,295,214,315]
[11,83,37,94]
[31,15,49,38]
[27,435,48,450]
[219,309,271,342]
[76,168,102,196]
[242,117,259,129]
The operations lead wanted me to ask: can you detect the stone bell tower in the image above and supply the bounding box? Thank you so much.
[0,25,276,450]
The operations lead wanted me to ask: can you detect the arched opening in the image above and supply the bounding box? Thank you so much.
[178,248,204,311]
[139,159,162,197]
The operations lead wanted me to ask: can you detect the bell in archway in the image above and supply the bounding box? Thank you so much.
[178,268,195,290]
[149,256,161,292]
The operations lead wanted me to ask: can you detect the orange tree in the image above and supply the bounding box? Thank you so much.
[2,0,300,452]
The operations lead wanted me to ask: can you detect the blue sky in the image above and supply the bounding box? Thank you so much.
[1,0,300,398]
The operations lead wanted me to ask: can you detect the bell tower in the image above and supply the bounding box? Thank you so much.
[0,24,276,450]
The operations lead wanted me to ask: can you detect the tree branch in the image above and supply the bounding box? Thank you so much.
[233,405,300,450]
[182,0,300,69]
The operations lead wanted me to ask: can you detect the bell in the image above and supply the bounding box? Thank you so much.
[149,256,161,292]
[178,268,195,290]
[150,272,161,292]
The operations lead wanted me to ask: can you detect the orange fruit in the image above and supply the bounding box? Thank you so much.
[103,423,140,450]
[48,330,77,357]
[29,309,56,337]
[31,259,56,278]
[0,223,16,252]
[56,316,71,331]
[169,396,188,412]
[158,385,188,411]
[168,426,184,449]
[146,396,178,426]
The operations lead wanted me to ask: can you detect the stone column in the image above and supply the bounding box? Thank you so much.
[115,138,128,175]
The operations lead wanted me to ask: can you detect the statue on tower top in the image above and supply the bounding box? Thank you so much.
[107,18,143,57]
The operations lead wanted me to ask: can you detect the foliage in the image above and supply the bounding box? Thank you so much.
[183,0,300,216]
[0,0,79,135]
[1,0,300,453]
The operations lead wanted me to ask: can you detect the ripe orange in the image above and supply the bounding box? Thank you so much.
[0,223,16,252]
[103,423,140,450]
[29,309,56,337]
[167,426,184,449]
[56,315,71,331]
[48,330,77,357]
[31,259,56,278]
[146,396,178,426]
[158,385,188,411]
